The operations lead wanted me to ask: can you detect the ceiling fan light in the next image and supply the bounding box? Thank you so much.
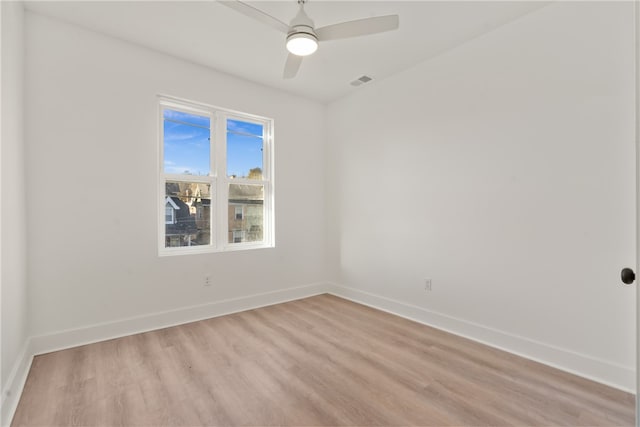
[286,33,318,56]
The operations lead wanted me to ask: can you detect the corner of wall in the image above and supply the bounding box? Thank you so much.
[0,340,32,427]
[1,2,30,424]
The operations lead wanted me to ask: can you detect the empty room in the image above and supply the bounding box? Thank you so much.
[1,0,638,425]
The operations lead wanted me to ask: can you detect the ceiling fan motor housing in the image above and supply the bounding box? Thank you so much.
[287,25,317,42]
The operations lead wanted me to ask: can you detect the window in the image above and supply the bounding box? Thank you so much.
[159,96,273,255]
[234,205,243,220]
[165,206,175,224]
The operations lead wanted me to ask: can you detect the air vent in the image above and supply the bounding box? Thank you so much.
[350,75,374,87]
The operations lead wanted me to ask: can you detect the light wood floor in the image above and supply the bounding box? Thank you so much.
[12,294,635,426]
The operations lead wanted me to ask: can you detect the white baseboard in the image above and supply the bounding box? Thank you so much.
[30,282,330,356]
[1,340,33,427]
[328,283,635,394]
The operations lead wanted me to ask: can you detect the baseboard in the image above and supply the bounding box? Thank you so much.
[30,282,330,356]
[328,283,635,394]
[1,340,33,427]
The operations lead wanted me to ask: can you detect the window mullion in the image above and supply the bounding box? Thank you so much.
[209,111,217,250]
[216,113,228,249]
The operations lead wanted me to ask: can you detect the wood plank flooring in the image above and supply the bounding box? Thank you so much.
[12,294,635,426]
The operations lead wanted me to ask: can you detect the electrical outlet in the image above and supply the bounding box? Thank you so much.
[204,275,212,287]
[424,279,432,291]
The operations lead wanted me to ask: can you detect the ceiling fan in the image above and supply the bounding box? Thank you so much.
[219,0,399,79]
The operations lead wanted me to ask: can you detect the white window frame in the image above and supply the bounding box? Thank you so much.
[158,96,274,256]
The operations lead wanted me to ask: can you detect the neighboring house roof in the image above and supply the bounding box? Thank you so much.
[166,182,211,202]
[229,184,264,205]
[165,197,180,210]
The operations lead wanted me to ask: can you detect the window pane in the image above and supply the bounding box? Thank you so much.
[228,184,263,244]
[165,181,212,247]
[227,119,263,180]
[164,109,210,176]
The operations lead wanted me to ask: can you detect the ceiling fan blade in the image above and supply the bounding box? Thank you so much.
[316,15,399,42]
[218,0,289,34]
[283,54,303,79]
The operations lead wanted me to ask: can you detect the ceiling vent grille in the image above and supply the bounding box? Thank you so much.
[350,75,373,87]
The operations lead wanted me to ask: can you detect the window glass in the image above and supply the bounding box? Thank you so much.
[163,109,211,176]
[227,119,263,180]
[165,181,212,247]
[228,184,264,243]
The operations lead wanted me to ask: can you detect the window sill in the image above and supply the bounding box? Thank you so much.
[158,242,274,257]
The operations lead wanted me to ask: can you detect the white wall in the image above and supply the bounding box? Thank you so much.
[327,2,636,390]
[1,0,29,419]
[24,11,327,337]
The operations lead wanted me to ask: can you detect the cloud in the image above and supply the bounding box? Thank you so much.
[227,119,263,137]
[164,110,210,128]
[164,165,209,176]
[164,128,206,143]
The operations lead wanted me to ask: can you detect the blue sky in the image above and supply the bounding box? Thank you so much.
[163,110,263,178]
[227,119,263,178]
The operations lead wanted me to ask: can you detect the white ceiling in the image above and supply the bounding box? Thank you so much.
[24,1,548,103]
